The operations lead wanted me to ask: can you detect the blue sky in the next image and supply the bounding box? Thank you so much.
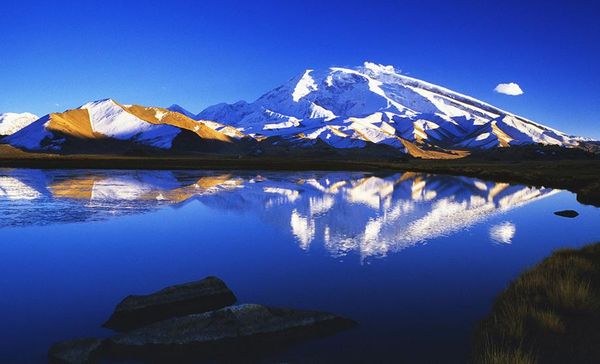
[1,0,599,138]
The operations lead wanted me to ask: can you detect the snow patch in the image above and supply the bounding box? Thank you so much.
[292,70,318,102]
[82,99,180,148]
[0,112,39,135]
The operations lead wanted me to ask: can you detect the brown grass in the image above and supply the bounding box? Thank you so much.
[472,243,600,364]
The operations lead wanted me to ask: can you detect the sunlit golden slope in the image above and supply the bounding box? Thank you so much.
[123,104,232,142]
[491,121,514,147]
[398,137,470,160]
[46,109,104,139]
[8,100,236,151]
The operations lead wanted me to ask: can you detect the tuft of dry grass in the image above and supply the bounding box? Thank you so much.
[475,338,537,364]
[472,242,600,364]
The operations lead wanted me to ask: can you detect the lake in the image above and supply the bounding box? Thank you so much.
[0,168,599,363]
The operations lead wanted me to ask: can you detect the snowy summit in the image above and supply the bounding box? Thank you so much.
[2,62,591,158]
[197,62,583,153]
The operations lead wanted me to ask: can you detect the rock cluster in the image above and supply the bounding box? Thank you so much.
[49,276,354,363]
[103,276,237,331]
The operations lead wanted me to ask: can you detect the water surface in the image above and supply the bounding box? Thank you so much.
[0,168,599,363]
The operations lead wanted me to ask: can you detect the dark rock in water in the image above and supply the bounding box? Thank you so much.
[103,276,237,332]
[554,210,579,218]
[48,337,104,364]
[105,304,355,361]
[53,278,354,362]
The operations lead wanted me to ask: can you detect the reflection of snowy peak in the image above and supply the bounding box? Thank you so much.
[198,62,583,153]
[0,169,556,259]
[235,173,557,258]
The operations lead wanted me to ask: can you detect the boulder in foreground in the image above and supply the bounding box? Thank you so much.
[554,209,579,218]
[103,276,237,331]
[48,337,104,364]
[106,304,355,360]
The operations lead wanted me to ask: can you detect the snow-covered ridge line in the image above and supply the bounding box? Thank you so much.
[358,62,573,138]
[4,99,235,152]
[195,61,586,153]
[391,70,571,137]
[2,62,592,156]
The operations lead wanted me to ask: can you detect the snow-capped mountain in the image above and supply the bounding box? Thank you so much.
[0,112,39,136]
[6,99,237,152]
[2,62,591,158]
[167,104,197,119]
[197,62,584,156]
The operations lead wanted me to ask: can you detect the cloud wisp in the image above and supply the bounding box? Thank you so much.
[494,82,524,96]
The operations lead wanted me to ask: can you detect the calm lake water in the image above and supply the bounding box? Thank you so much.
[1,168,599,363]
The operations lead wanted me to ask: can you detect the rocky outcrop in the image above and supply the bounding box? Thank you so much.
[105,304,355,360]
[48,338,104,364]
[103,276,237,331]
[50,277,355,362]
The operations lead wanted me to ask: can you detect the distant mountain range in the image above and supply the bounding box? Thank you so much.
[1,62,595,159]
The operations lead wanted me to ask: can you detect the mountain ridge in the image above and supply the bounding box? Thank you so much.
[1,62,594,159]
[196,62,585,153]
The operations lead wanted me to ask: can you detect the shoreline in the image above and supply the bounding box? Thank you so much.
[472,242,600,364]
[0,149,599,206]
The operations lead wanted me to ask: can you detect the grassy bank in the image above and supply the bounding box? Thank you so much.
[472,243,600,364]
[401,159,600,207]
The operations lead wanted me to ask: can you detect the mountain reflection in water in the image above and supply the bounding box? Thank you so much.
[0,169,557,258]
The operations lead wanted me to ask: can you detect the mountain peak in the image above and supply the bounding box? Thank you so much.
[167,104,197,119]
[0,112,39,136]
[361,61,397,75]
[197,62,585,153]
[77,98,122,111]
[3,63,593,158]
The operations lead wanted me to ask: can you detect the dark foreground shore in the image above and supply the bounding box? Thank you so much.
[472,242,600,364]
[0,145,599,206]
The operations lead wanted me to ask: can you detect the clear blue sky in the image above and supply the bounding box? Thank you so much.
[1,0,599,138]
